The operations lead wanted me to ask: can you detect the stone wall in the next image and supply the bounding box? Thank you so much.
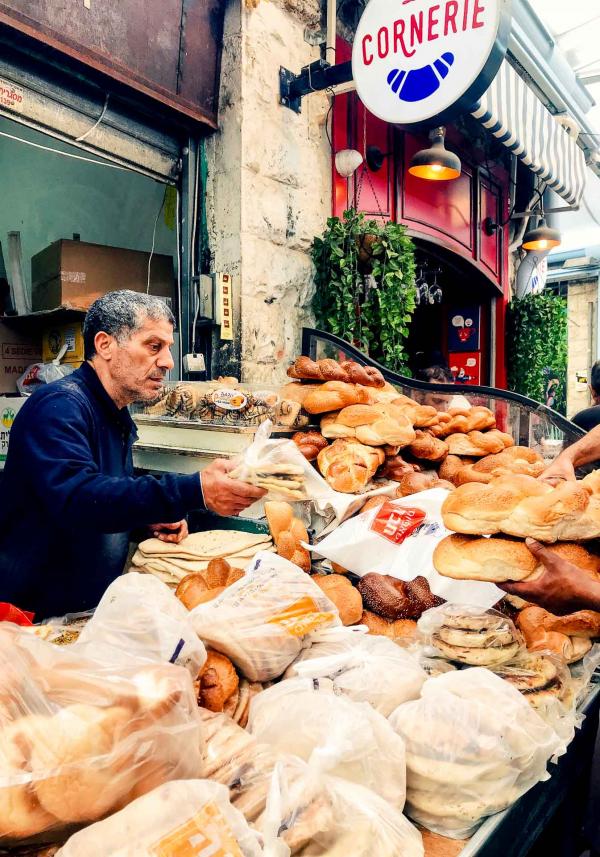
[567,279,597,417]
[205,0,331,383]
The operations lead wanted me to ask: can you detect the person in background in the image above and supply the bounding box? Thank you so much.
[0,290,265,620]
[571,361,600,431]
[418,365,472,411]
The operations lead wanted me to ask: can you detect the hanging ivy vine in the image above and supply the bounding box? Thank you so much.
[311,209,417,373]
[506,293,568,414]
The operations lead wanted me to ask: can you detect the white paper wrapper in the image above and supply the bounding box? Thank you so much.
[313,488,503,609]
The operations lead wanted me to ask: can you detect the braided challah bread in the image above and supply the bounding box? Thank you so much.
[317,439,385,493]
[287,357,385,387]
[407,430,449,462]
[446,429,514,457]
[439,455,475,484]
[302,381,371,415]
[454,447,545,485]
[431,406,496,437]
[320,404,416,448]
[442,473,600,542]
[390,395,440,428]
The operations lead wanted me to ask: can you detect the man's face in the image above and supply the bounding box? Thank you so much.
[109,316,175,404]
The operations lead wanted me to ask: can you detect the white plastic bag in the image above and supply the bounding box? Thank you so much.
[389,667,566,838]
[74,573,206,676]
[285,626,426,715]
[259,758,424,857]
[313,489,503,608]
[247,676,407,810]
[0,624,203,845]
[190,552,340,681]
[17,344,75,397]
[56,779,263,856]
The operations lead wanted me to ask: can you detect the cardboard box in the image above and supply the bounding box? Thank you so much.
[42,321,84,363]
[0,396,26,466]
[31,240,175,312]
[0,321,42,394]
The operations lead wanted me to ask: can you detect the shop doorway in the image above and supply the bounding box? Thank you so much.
[405,241,500,386]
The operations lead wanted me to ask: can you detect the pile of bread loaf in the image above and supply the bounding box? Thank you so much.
[285,356,513,495]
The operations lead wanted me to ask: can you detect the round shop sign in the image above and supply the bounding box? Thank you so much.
[352,0,511,127]
[211,389,248,411]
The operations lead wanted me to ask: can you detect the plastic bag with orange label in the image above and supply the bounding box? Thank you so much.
[314,489,502,609]
[55,779,263,857]
[190,552,340,681]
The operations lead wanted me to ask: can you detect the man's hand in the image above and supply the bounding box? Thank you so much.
[500,538,599,614]
[149,518,189,544]
[539,457,576,484]
[200,458,266,517]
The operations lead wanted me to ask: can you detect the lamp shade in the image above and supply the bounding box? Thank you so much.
[408,127,461,181]
[521,218,561,251]
[334,149,363,178]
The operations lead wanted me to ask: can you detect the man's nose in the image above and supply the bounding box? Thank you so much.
[157,347,175,371]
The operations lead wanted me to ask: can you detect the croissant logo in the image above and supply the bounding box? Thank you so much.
[387,52,454,103]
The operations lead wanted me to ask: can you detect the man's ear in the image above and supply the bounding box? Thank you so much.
[93,331,115,361]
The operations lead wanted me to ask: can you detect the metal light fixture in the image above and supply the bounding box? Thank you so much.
[408,126,461,181]
[521,217,561,251]
[334,148,363,178]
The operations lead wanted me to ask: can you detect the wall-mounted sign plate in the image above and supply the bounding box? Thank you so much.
[352,0,511,128]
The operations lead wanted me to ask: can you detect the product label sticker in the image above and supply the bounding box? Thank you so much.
[370,501,427,545]
[150,802,243,857]
[211,389,247,411]
[268,596,335,638]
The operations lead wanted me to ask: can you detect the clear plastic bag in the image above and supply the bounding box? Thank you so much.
[488,648,578,747]
[389,667,566,838]
[417,602,525,667]
[247,675,407,810]
[0,624,203,845]
[17,348,75,397]
[285,626,426,715]
[74,573,207,676]
[259,758,424,857]
[228,420,311,502]
[55,779,263,856]
[190,552,340,681]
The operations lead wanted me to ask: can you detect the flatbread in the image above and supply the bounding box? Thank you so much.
[431,635,520,666]
[137,530,271,559]
[438,625,515,649]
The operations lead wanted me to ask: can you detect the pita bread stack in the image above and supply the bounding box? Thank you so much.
[130,530,274,586]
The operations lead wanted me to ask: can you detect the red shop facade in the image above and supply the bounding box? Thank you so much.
[332,40,510,389]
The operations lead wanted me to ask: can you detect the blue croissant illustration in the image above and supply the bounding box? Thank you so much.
[387,52,454,102]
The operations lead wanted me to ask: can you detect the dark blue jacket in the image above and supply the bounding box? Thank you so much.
[0,362,204,620]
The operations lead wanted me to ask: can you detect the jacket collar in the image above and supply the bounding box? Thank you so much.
[77,362,136,434]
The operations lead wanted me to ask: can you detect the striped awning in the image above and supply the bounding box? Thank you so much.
[471,60,587,206]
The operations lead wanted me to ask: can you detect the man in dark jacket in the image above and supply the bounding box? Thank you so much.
[0,290,264,620]
[572,361,600,431]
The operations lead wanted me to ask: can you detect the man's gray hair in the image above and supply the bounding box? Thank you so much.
[84,290,175,359]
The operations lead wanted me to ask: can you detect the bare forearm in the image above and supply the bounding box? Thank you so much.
[573,579,600,612]
[557,425,600,468]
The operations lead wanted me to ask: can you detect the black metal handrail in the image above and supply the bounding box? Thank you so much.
[301,327,584,440]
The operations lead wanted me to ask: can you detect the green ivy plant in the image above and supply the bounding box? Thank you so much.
[311,209,417,373]
[506,293,568,414]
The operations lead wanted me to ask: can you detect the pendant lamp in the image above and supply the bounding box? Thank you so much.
[408,126,461,181]
[521,217,561,251]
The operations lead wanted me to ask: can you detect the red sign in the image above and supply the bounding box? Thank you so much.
[370,502,426,545]
[449,351,481,385]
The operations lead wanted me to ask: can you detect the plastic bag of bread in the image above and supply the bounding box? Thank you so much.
[55,779,263,856]
[259,757,424,857]
[228,419,312,502]
[314,490,503,608]
[417,603,524,667]
[247,675,407,809]
[0,624,203,845]
[487,650,578,746]
[389,668,566,838]
[74,572,206,676]
[190,552,340,681]
[284,626,426,715]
